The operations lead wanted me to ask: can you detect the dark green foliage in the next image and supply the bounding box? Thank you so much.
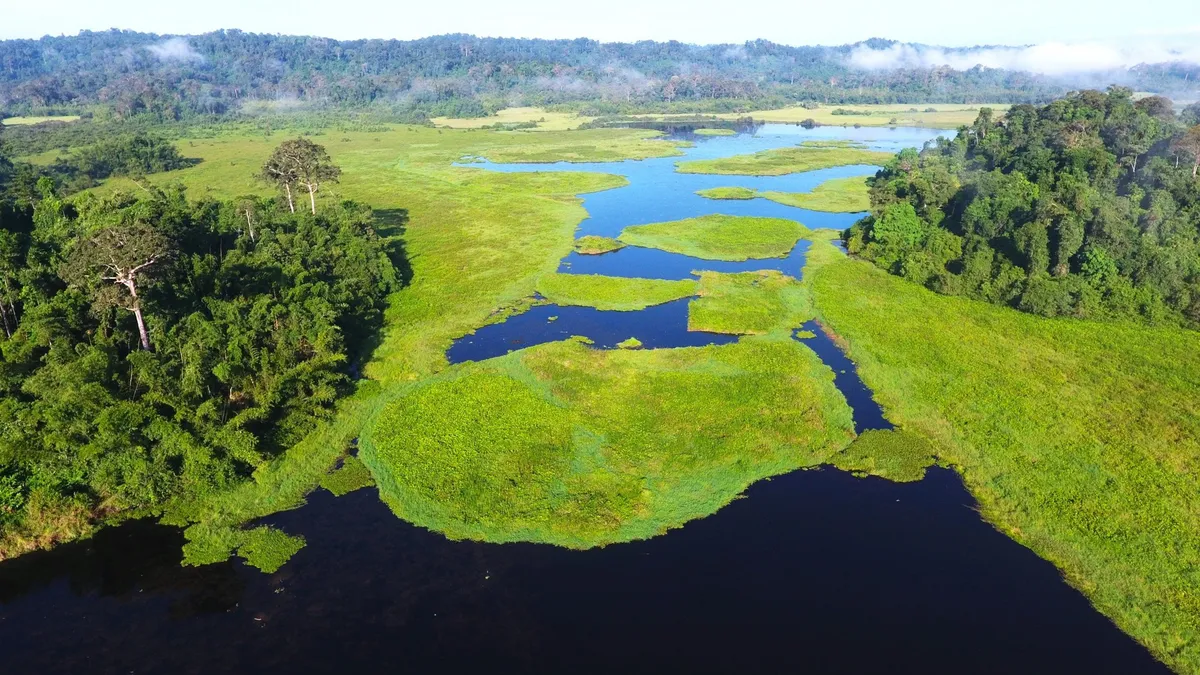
[0,183,397,555]
[847,88,1200,326]
[0,31,1115,126]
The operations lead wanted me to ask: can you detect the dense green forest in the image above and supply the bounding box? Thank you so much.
[847,88,1200,326]
[0,149,399,556]
[0,31,1143,122]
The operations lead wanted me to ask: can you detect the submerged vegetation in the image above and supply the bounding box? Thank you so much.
[361,336,855,548]
[536,273,697,311]
[676,145,893,176]
[618,214,807,260]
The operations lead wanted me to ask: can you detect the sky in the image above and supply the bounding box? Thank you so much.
[3,0,1199,48]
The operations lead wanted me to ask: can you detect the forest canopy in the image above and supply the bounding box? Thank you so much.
[0,177,399,557]
[846,87,1200,326]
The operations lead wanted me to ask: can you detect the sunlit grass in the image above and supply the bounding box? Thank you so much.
[574,235,626,254]
[688,270,811,335]
[432,107,595,131]
[676,146,893,176]
[536,273,698,311]
[804,233,1200,673]
[619,214,807,261]
[360,336,855,548]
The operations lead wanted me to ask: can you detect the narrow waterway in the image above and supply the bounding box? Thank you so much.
[0,124,1171,674]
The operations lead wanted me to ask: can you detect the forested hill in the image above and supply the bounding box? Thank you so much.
[848,88,1200,327]
[0,31,1163,121]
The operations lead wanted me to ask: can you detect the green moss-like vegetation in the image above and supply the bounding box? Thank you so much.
[536,273,697,311]
[618,215,807,261]
[180,524,306,573]
[574,235,626,255]
[800,140,867,148]
[697,178,870,213]
[676,146,893,176]
[689,271,811,335]
[696,186,757,200]
[236,527,307,574]
[616,337,643,349]
[760,176,871,212]
[361,337,855,548]
[320,456,376,496]
[828,429,937,482]
[804,233,1200,673]
[694,128,737,136]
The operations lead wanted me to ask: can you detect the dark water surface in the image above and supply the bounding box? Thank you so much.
[0,125,1171,674]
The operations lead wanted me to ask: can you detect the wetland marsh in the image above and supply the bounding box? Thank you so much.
[0,121,1186,673]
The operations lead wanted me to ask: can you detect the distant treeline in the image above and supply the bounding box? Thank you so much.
[848,88,1200,327]
[0,31,1124,122]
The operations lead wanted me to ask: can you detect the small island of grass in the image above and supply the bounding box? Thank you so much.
[696,186,757,200]
[574,235,626,255]
[616,337,644,349]
[694,128,737,136]
[536,273,697,311]
[618,214,808,261]
[676,146,893,176]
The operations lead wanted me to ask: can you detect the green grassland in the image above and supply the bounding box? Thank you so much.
[359,336,856,548]
[689,270,810,335]
[694,128,737,136]
[1,115,81,126]
[676,146,894,176]
[804,233,1200,673]
[696,186,757,200]
[698,177,871,213]
[431,107,596,131]
[618,215,807,261]
[574,235,626,254]
[828,429,938,483]
[105,124,689,567]
[761,176,871,212]
[536,273,698,311]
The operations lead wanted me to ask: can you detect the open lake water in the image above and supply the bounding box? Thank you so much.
[0,124,1170,674]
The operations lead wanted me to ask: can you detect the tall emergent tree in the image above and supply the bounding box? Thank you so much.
[1174,125,1200,179]
[260,139,341,215]
[259,144,301,213]
[62,222,170,350]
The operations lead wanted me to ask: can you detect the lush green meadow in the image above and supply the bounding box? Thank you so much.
[805,234,1200,673]
[536,273,698,310]
[689,270,810,335]
[698,177,871,213]
[618,214,807,260]
[677,146,893,176]
[360,336,855,548]
[694,128,737,136]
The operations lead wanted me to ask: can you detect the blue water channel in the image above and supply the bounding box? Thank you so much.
[450,123,948,428]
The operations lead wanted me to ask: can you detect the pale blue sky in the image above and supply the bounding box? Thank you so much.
[3,0,1198,48]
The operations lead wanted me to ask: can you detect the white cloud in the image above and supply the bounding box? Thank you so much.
[147,37,204,62]
[847,40,1200,76]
